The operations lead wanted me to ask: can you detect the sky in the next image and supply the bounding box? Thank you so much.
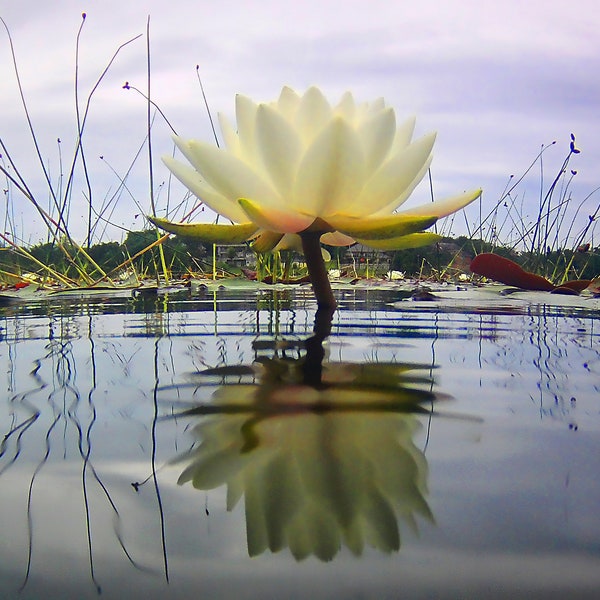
[1,0,599,247]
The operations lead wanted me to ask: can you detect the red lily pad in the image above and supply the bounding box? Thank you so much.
[470,254,555,291]
[470,253,592,294]
[555,279,592,293]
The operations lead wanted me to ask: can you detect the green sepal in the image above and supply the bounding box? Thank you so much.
[354,232,442,250]
[148,216,258,243]
[327,214,437,240]
[250,231,284,253]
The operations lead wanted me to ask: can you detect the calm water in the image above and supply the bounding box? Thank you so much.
[1,286,599,599]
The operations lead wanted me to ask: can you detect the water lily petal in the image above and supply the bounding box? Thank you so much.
[148,216,258,243]
[327,213,436,240]
[393,115,417,151]
[349,132,436,216]
[162,155,248,222]
[357,107,396,175]
[354,232,442,250]
[250,230,285,253]
[277,86,301,120]
[255,104,303,196]
[217,112,241,156]
[235,93,259,158]
[245,477,269,557]
[261,454,303,551]
[400,188,482,218]
[294,86,332,144]
[334,91,356,121]
[370,160,433,218]
[179,447,248,489]
[287,503,340,561]
[362,489,400,552]
[274,233,303,252]
[292,117,366,216]
[226,475,245,511]
[239,198,314,233]
[180,139,281,207]
[344,520,366,556]
[320,231,356,246]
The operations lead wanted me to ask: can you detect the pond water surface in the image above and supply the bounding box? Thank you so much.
[1,286,599,599]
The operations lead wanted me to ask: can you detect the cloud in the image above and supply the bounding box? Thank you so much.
[1,0,599,244]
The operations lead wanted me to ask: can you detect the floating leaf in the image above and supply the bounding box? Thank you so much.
[471,253,593,294]
[470,254,555,291]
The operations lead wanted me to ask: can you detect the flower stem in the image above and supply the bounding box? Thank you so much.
[300,232,337,309]
[302,306,335,387]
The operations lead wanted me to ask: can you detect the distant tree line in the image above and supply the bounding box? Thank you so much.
[0,230,213,282]
[1,230,598,283]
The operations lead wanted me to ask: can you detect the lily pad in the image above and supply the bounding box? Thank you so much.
[470,253,593,294]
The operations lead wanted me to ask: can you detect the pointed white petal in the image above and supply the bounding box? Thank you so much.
[162,155,248,222]
[217,112,241,156]
[399,188,482,218]
[277,86,301,120]
[370,154,433,217]
[255,104,303,196]
[334,91,356,121]
[273,233,303,252]
[294,86,332,144]
[357,107,396,175]
[355,101,370,122]
[226,476,244,511]
[292,117,366,216]
[235,93,259,158]
[245,479,269,557]
[181,139,281,207]
[348,132,436,216]
[393,116,417,151]
[362,490,400,552]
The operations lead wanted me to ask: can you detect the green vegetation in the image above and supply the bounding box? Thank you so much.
[1,18,597,291]
[2,229,597,288]
[0,230,213,285]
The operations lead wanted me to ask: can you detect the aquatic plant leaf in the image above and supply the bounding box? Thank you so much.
[470,253,555,291]
[553,279,593,293]
[471,253,595,294]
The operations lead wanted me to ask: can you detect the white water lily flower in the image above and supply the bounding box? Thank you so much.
[150,86,481,252]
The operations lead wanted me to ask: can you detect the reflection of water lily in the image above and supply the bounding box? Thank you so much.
[150,86,481,307]
[175,358,436,561]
